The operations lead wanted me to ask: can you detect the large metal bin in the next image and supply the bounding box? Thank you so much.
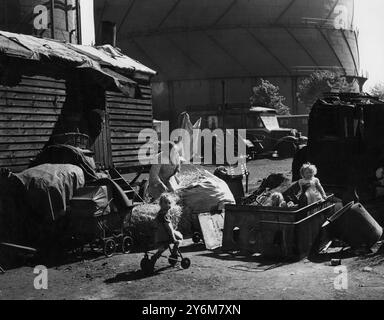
[222,195,335,260]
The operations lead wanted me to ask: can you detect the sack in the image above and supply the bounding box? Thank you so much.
[179,170,235,213]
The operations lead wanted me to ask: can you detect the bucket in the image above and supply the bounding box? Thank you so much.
[326,202,383,249]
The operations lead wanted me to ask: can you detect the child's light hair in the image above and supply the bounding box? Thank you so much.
[271,192,284,207]
[159,193,175,206]
[300,162,318,178]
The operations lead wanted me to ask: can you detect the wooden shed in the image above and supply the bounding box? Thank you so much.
[0,31,156,174]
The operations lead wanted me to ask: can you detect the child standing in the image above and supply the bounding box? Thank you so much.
[299,163,327,205]
[151,193,183,264]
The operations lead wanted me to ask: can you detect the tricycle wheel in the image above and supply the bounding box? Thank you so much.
[168,254,178,267]
[122,236,133,254]
[141,257,154,275]
[181,258,191,269]
[192,232,201,244]
[104,239,116,257]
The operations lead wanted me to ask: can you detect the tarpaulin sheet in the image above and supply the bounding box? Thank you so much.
[30,144,99,182]
[12,163,85,222]
[0,31,156,96]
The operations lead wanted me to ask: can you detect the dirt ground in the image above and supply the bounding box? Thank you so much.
[1,158,384,300]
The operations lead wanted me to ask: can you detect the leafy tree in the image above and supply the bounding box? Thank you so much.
[369,82,384,100]
[250,79,290,115]
[298,70,355,108]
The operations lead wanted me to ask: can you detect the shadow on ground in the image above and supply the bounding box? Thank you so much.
[104,265,183,284]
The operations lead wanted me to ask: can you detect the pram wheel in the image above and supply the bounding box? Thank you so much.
[122,236,133,254]
[168,253,178,267]
[192,232,202,244]
[104,239,116,257]
[181,258,191,269]
[141,256,154,275]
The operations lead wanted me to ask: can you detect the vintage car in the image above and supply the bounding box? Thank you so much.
[188,104,307,160]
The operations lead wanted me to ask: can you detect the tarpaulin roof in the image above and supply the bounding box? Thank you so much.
[0,30,156,95]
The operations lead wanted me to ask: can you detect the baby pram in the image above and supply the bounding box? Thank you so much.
[68,182,135,257]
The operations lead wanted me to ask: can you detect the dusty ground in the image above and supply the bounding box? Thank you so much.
[1,158,384,300]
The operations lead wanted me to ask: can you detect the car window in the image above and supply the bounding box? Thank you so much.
[260,115,280,130]
[247,115,265,129]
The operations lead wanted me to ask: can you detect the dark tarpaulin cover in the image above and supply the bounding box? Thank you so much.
[13,164,85,222]
[30,144,98,182]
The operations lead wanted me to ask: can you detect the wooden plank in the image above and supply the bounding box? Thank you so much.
[111,143,144,151]
[112,155,139,161]
[111,138,140,144]
[0,91,66,103]
[106,97,152,106]
[20,78,66,90]
[0,114,59,122]
[0,164,28,172]
[0,136,50,143]
[0,129,54,136]
[0,158,33,166]
[0,85,66,96]
[0,99,64,109]
[138,84,152,90]
[110,131,140,138]
[0,107,62,115]
[22,75,65,84]
[112,149,140,157]
[108,109,152,116]
[0,122,55,129]
[107,104,152,111]
[0,143,46,151]
[0,150,40,159]
[108,124,151,131]
[108,114,152,121]
[114,160,141,166]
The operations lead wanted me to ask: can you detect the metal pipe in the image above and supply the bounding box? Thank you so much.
[50,0,55,39]
[76,0,82,44]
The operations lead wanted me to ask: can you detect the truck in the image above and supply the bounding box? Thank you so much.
[187,104,307,160]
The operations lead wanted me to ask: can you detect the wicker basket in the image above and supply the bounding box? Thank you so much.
[52,133,90,149]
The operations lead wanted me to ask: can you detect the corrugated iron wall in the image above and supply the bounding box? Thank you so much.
[0,75,66,172]
[106,84,153,169]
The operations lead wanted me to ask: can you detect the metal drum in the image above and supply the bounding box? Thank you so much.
[327,202,383,249]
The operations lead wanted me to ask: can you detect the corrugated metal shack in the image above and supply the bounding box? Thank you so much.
[0,31,156,173]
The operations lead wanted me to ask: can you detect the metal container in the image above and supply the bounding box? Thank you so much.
[327,202,383,249]
[222,195,335,259]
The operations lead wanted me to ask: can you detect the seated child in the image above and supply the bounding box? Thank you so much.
[270,192,295,208]
[298,163,327,205]
[151,193,183,264]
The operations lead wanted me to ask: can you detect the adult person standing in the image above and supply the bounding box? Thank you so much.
[147,141,182,201]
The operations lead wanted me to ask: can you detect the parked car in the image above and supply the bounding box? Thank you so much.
[188,104,307,160]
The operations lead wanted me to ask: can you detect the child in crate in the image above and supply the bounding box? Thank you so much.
[151,193,183,264]
[298,163,327,205]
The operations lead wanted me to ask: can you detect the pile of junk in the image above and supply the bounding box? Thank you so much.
[0,137,139,270]
[221,173,383,261]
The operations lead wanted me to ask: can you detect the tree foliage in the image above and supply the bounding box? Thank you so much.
[250,79,290,115]
[298,70,355,107]
[369,82,384,100]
